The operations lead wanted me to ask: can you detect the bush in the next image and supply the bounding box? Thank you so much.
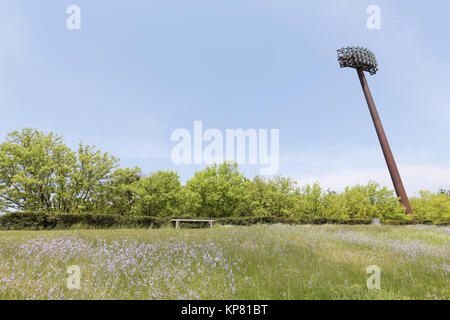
[186,162,246,217]
[216,216,286,226]
[132,171,184,217]
[382,219,423,226]
[410,191,450,224]
[215,216,372,226]
[0,212,168,230]
[284,181,408,222]
[339,181,406,221]
[1,212,444,230]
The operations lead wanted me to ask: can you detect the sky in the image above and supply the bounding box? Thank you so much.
[1,0,449,195]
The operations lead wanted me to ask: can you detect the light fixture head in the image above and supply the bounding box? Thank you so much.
[337,46,378,75]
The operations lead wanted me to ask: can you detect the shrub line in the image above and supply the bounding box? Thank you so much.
[0,211,445,230]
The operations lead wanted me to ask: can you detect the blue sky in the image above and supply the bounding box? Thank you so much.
[1,0,449,194]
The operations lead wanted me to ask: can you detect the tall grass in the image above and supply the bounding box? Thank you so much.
[0,225,448,299]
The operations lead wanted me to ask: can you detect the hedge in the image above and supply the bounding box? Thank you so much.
[216,216,450,226]
[215,216,373,226]
[0,212,167,230]
[0,212,445,230]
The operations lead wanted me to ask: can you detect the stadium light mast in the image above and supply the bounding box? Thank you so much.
[337,46,412,214]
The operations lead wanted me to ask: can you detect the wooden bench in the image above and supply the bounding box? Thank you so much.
[169,219,215,229]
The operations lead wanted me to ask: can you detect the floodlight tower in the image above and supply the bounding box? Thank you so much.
[337,46,412,214]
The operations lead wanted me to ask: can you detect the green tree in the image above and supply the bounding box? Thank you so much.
[0,128,118,213]
[177,186,202,217]
[320,190,346,219]
[240,176,272,216]
[104,167,142,214]
[186,162,246,217]
[0,128,76,212]
[68,143,118,212]
[341,181,405,220]
[133,170,183,216]
[266,175,297,216]
[291,183,325,218]
[410,191,450,224]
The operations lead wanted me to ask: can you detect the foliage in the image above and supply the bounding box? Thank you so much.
[0,128,448,225]
[104,167,142,214]
[215,216,372,226]
[0,212,397,231]
[340,181,407,221]
[242,179,408,222]
[132,170,184,217]
[0,128,75,212]
[0,211,166,230]
[186,162,246,217]
[239,175,296,217]
[0,128,118,213]
[69,143,119,212]
[291,183,328,218]
[410,191,450,224]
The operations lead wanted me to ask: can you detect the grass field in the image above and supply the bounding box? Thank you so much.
[0,224,448,300]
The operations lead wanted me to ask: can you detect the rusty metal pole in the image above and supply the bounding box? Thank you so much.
[356,68,412,214]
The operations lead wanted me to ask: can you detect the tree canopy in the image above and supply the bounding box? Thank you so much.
[0,128,448,224]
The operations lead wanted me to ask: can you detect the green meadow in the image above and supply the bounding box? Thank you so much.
[0,224,448,300]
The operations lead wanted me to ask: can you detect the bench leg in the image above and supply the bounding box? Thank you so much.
[209,221,213,228]
[175,221,179,229]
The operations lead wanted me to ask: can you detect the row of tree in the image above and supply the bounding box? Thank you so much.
[0,129,448,223]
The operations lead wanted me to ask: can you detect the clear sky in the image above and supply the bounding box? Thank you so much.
[1,0,449,194]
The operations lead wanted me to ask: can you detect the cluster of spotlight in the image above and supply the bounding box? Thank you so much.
[337,46,378,75]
